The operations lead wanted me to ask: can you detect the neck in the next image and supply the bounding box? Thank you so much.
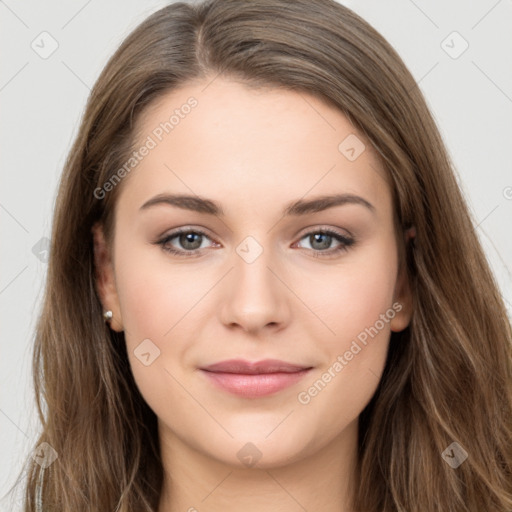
[157,419,359,512]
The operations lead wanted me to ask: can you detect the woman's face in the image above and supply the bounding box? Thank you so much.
[94,77,412,469]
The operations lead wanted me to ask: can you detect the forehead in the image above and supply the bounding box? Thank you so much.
[117,77,392,220]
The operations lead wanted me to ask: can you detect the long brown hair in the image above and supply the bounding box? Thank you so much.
[9,0,512,510]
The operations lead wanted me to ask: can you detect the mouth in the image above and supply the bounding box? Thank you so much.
[199,359,313,398]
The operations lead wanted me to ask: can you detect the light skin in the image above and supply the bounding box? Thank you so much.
[92,77,413,511]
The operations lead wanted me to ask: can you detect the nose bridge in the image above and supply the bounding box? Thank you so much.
[218,233,289,331]
[234,233,282,301]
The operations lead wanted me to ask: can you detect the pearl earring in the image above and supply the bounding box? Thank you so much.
[103,310,113,322]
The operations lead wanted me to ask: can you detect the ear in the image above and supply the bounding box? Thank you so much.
[390,226,415,333]
[91,222,124,332]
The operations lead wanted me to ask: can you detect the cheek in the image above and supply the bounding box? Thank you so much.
[114,240,208,341]
[113,246,200,414]
[293,244,397,412]
[300,250,398,344]
[112,240,202,386]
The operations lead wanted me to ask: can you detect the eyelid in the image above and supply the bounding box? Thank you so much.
[295,224,353,240]
[157,224,353,243]
[157,225,216,243]
[292,226,355,258]
[156,224,355,258]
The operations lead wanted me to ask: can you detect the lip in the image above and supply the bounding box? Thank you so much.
[199,359,313,398]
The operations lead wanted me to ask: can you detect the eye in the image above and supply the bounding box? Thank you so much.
[156,228,217,257]
[155,226,355,259]
[294,228,355,258]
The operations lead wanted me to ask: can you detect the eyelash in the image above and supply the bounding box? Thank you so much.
[155,226,355,259]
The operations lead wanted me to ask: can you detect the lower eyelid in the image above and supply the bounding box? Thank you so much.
[157,229,353,255]
[295,233,354,255]
[159,230,213,252]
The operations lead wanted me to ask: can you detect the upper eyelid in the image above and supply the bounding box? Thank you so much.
[159,226,353,246]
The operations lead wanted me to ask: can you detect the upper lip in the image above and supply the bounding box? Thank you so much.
[200,359,312,375]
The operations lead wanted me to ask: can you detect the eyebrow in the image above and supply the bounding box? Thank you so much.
[139,192,376,217]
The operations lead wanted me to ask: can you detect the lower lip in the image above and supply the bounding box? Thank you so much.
[200,369,312,398]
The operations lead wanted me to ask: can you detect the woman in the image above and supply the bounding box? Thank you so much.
[13,0,512,510]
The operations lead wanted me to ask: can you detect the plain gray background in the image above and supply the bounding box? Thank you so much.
[1,0,511,508]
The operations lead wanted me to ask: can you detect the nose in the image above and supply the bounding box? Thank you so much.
[218,239,291,335]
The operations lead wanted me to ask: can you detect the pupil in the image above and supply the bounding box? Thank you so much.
[312,233,331,250]
[181,232,201,250]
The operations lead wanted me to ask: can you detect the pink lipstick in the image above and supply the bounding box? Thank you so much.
[200,359,312,398]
